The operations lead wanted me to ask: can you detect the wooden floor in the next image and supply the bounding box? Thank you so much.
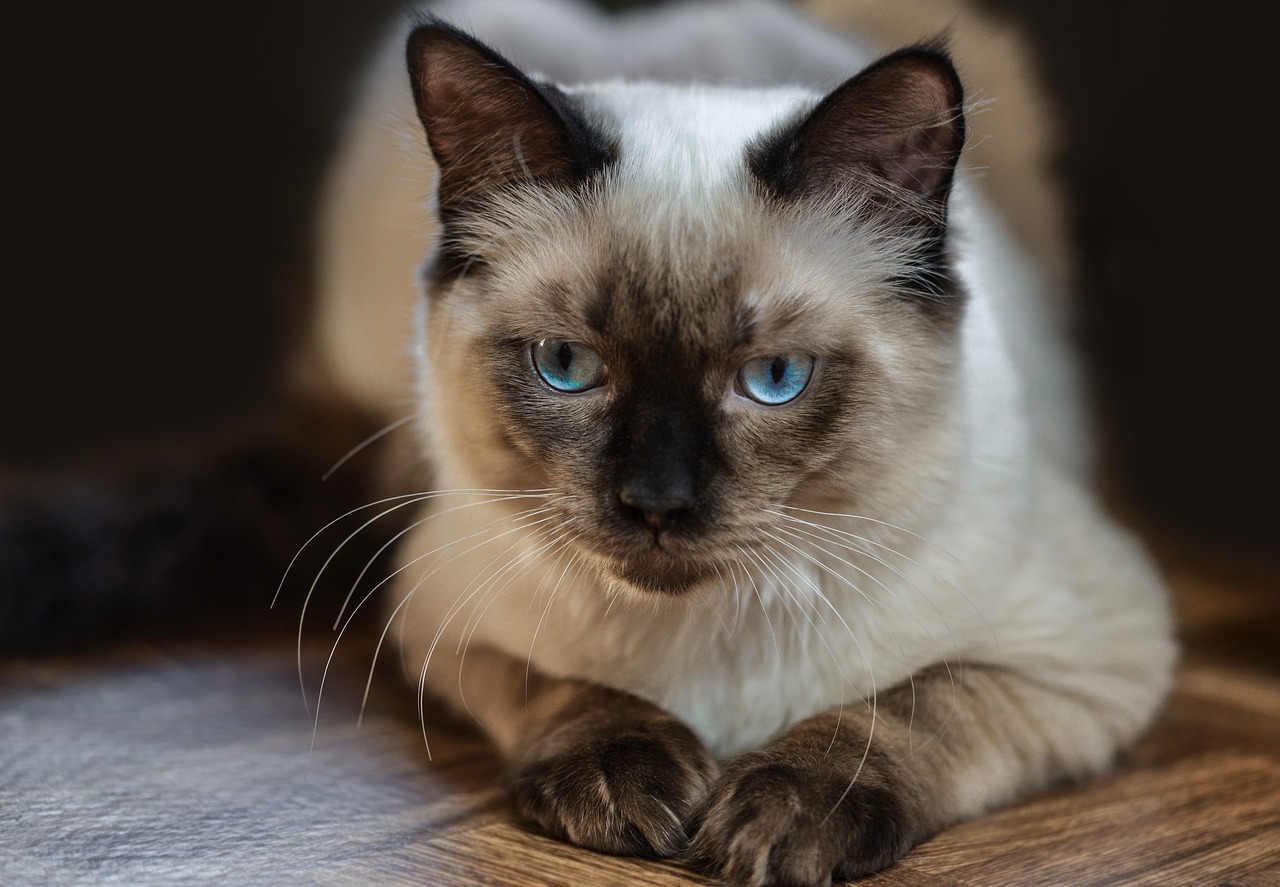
[2,540,1278,886]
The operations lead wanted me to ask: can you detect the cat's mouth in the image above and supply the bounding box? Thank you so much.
[565,489,731,595]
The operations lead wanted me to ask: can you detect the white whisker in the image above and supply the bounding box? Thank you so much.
[521,537,585,705]
[337,492,550,629]
[317,500,555,750]
[289,488,550,713]
[767,523,910,656]
[773,504,958,561]
[456,519,569,657]
[407,510,561,746]
[321,413,417,482]
[741,534,879,820]
[752,542,858,691]
[771,508,993,664]
[452,527,572,720]
[275,490,446,609]
[733,544,783,666]
[774,522,961,719]
[310,499,555,747]
[285,491,439,712]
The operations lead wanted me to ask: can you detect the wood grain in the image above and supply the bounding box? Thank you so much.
[2,553,1277,886]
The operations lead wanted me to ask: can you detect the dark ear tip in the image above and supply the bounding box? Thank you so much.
[407,14,461,40]
[407,19,457,56]
[406,16,444,46]
[873,45,965,109]
[405,18,492,71]
[406,18,520,107]
[405,21,445,79]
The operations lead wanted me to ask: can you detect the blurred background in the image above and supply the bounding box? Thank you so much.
[4,0,1274,573]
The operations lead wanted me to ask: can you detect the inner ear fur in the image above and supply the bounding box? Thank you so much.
[751,46,967,215]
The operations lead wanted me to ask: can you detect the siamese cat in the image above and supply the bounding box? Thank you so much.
[309,1,1175,883]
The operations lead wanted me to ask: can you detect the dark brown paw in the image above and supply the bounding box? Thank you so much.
[689,750,924,887]
[509,707,718,857]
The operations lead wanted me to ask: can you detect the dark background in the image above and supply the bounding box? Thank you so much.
[5,1,1274,567]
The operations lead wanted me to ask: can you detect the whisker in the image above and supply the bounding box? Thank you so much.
[822,706,877,827]
[701,559,738,638]
[773,504,959,561]
[456,521,570,658]
[768,523,910,653]
[753,542,858,690]
[774,515,967,762]
[521,536,585,705]
[335,491,550,629]
[732,544,783,665]
[747,536,879,820]
[311,502,556,746]
[767,523,953,763]
[289,488,550,711]
[334,504,555,749]
[772,510,989,669]
[440,510,562,657]
[452,527,573,720]
[770,508,965,606]
[286,491,439,712]
[321,413,417,481]
[275,490,447,610]
[406,511,562,747]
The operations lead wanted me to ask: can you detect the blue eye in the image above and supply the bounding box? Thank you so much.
[737,354,815,405]
[531,339,607,392]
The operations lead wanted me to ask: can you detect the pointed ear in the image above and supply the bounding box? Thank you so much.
[750,46,966,220]
[406,21,614,215]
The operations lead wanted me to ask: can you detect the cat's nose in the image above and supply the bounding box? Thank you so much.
[618,484,695,537]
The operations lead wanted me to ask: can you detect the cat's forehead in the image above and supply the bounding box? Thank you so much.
[450,82,915,350]
[573,81,818,192]
[468,183,892,360]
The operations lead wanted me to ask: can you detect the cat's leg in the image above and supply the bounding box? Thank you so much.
[688,662,1145,887]
[437,645,719,857]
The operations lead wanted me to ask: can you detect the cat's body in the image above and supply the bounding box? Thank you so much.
[312,1,1175,883]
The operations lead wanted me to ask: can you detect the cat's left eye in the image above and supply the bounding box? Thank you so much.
[736,353,815,405]
[531,339,607,393]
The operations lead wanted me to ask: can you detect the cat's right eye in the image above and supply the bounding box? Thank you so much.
[531,339,607,393]
[736,353,815,405]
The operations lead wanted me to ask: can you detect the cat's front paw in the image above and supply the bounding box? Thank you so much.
[689,750,926,887]
[509,705,718,857]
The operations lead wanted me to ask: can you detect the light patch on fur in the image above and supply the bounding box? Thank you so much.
[582,82,814,194]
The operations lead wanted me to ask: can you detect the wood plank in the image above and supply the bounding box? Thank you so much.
[867,752,1280,885]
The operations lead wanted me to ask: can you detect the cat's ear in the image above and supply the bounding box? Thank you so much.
[406,21,614,216]
[750,45,966,222]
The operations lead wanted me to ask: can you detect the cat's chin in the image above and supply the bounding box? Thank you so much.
[599,555,716,598]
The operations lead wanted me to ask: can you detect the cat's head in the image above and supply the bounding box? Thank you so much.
[406,21,968,596]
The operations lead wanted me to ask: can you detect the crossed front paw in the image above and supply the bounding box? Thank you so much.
[688,750,924,887]
[509,710,719,857]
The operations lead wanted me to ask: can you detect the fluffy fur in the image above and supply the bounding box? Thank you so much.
[311,1,1175,884]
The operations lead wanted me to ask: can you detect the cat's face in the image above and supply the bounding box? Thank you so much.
[410,24,967,597]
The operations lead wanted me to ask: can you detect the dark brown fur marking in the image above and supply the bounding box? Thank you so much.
[687,677,943,886]
[508,681,719,857]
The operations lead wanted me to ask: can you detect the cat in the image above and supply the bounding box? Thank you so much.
[308,1,1176,883]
